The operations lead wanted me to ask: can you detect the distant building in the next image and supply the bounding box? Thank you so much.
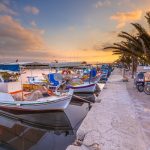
[49,62,84,68]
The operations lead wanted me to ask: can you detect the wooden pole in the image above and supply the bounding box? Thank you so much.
[19,65,24,100]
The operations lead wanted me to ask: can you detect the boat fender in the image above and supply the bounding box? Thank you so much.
[16,103,21,106]
[47,89,55,96]
[62,70,71,75]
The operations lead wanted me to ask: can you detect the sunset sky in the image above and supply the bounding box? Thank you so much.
[0,0,150,63]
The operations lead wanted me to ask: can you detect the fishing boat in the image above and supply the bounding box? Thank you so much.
[67,82,96,93]
[83,73,101,84]
[67,67,101,93]
[0,63,73,113]
[27,76,47,85]
[25,68,98,94]
[0,90,73,113]
[47,73,97,93]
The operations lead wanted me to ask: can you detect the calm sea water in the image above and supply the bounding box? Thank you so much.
[0,100,89,150]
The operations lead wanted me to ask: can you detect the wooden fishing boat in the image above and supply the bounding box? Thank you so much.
[0,89,73,113]
[27,72,97,94]
[0,64,73,113]
[83,73,101,84]
[43,73,97,93]
[67,82,96,93]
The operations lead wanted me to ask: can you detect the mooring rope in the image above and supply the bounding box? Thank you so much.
[72,129,101,150]
[72,95,92,104]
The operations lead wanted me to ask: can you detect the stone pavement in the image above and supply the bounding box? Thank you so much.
[66,69,149,150]
[126,77,150,148]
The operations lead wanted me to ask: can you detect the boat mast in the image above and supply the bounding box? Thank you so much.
[19,64,24,101]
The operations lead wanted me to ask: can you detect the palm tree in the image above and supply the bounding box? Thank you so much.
[104,38,144,77]
[104,12,150,77]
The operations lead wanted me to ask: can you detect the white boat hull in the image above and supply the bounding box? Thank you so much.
[0,90,73,114]
[69,83,96,93]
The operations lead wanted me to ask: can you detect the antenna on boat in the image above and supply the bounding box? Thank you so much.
[48,60,51,74]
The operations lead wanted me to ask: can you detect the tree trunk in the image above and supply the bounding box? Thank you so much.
[131,56,138,78]
[131,56,134,78]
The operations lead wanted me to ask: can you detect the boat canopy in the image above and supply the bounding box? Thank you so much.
[0,64,20,72]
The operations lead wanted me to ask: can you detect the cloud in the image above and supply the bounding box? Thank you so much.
[93,41,112,51]
[0,2,17,15]
[110,10,142,28]
[117,0,131,6]
[24,6,39,15]
[82,49,89,51]
[95,0,111,8]
[0,15,49,61]
[1,0,10,5]
[30,20,37,27]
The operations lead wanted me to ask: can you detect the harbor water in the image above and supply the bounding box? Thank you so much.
[0,100,89,150]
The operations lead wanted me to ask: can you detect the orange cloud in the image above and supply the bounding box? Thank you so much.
[53,50,118,63]
[24,6,39,15]
[0,3,17,15]
[110,10,142,28]
[30,20,37,27]
[0,15,48,61]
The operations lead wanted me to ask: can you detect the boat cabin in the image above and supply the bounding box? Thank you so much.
[0,64,22,94]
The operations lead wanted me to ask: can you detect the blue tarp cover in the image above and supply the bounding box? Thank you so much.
[90,68,97,77]
[0,64,20,72]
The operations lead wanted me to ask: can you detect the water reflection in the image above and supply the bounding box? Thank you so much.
[0,101,89,150]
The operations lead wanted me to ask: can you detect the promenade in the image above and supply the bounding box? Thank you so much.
[67,69,149,150]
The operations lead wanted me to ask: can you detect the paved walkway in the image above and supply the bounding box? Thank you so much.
[67,69,149,150]
[126,77,150,148]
